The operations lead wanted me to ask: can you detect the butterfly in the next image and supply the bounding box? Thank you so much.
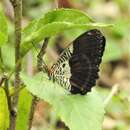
[41,29,106,95]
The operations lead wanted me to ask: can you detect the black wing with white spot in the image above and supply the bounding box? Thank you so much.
[50,29,106,95]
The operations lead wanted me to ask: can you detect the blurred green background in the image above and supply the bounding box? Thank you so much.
[0,0,130,130]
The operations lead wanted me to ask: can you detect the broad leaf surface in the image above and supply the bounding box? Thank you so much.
[1,44,15,69]
[21,73,105,130]
[22,8,93,40]
[0,88,9,130]
[16,88,33,130]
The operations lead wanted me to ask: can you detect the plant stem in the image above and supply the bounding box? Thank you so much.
[28,38,49,130]
[13,0,22,90]
[4,77,15,129]
[9,0,22,129]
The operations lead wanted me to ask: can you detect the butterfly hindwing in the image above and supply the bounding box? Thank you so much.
[50,29,106,95]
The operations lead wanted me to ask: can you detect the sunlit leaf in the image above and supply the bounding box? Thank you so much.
[21,73,105,130]
[0,88,9,130]
[22,8,93,39]
[16,88,33,130]
[21,8,112,57]
[1,44,15,69]
[21,22,112,57]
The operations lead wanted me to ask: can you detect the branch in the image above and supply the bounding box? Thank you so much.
[28,97,38,130]
[13,0,22,90]
[9,0,22,129]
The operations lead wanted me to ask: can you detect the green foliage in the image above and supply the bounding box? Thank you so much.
[16,88,33,130]
[1,44,15,69]
[0,9,8,46]
[36,8,93,25]
[22,8,93,39]
[21,8,112,57]
[21,72,105,130]
[0,88,9,130]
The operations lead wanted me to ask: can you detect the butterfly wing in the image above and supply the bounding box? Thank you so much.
[50,29,106,95]
[69,29,106,94]
[50,47,72,91]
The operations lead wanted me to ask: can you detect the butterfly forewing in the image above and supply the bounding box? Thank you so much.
[50,29,106,95]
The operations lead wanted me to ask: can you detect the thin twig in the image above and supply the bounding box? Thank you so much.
[103,84,119,107]
[28,97,37,130]
[27,38,50,130]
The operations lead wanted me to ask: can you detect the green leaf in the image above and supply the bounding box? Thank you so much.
[35,8,94,32]
[21,73,105,130]
[0,88,9,130]
[1,44,15,69]
[21,22,112,57]
[21,8,112,57]
[0,9,8,45]
[16,88,33,130]
[22,8,93,39]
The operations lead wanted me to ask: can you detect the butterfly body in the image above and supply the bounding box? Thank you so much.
[50,29,106,95]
